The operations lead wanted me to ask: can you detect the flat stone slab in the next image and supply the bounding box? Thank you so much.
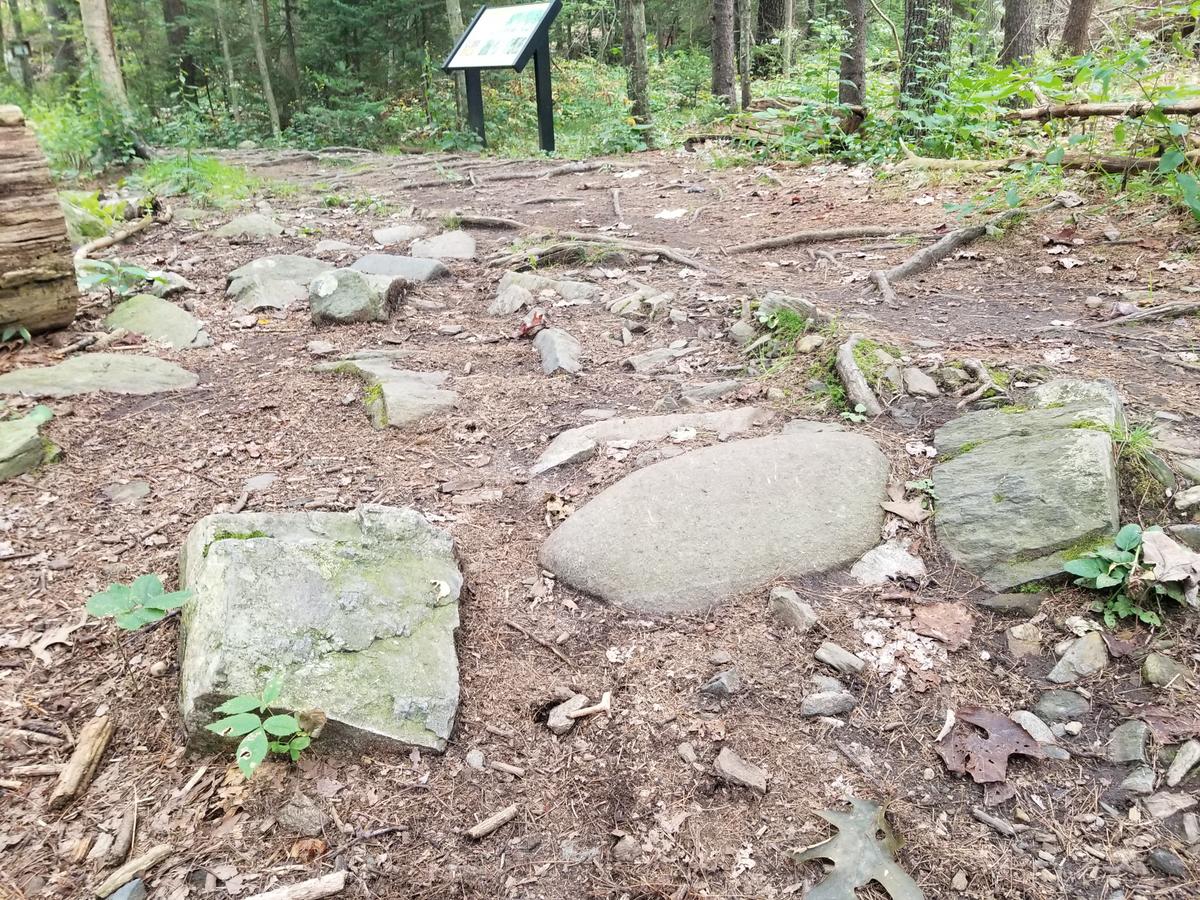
[226,255,333,312]
[410,230,475,260]
[532,407,773,475]
[0,406,52,481]
[215,213,283,239]
[316,353,456,429]
[0,354,198,398]
[499,270,597,302]
[351,254,448,283]
[106,294,211,348]
[933,380,1121,590]
[533,328,583,375]
[373,224,429,245]
[540,432,887,613]
[179,506,461,752]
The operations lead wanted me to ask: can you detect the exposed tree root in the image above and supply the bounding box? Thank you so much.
[835,334,883,417]
[727,225,926,255]
[957,358,1008,409]
[1091,300,1200,328]
[896,144,1200,175]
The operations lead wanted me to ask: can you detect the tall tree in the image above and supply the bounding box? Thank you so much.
[78,0,133,114]
[5,0,34,91]
[214,0,240,118]
[758,0,786,36]
[445,0,466,123]
[838,0,866,130]
[161,0,200,85]
[1059,0,1094,54]
[736,0,751,108]
[899,0,951,110]
[44,0,80,74]
[245,0,281,137]
[999,0,1038,65]
[781,0,794,75]
[620,0,651,130]
[711,0,736,107]
[277,0,301,124]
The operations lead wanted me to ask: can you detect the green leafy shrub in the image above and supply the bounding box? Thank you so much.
[206,677,312,777]
[129,154,259,207]
[76,259,162,297]
[1063,523,1189,627]
[86,575,192,630]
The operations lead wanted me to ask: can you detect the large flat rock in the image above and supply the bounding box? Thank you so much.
[0,406,51,481]
[351,254,448,283]
[106,294,211,348]
[225,255,333,312]
[0,354,198,398]
[179,506,461,752]
[933,379,1121,590]
[540,432,888,613]
[316,352,456,428]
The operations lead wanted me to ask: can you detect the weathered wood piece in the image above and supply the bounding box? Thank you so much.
[245,872,347,900]
[48,714,114,810]
[0,105,79,333]
[93,844,172,897]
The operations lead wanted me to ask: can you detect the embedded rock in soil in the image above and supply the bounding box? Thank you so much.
[146,271,196,298]
[849,541,927,586]
[623,346,698,374]
[215,213,283,239]
[1170,524,1200,551]
[488,283,533,316]
[1108,720,1150,764]
[316,353,456,429]
[714,747,768,793]
[1035,690,1089,723]
[0,406,52,481]
[309,269,393,325]
[533,328,583,375]
[498,270,597,302]
[540,433,886,613]
[700,670,741,698]
[373,224,428,246]
[902,368,941,398]
[226,255,333,312]
[800,691,857,717]
[531,407,773,475]
[815,641,867,675]
[106,294,211,349]
[0,354,198,398]
[410,230,476,260]
[179,505,461,752]
[1143,652,1195,690]
[933,379,1122,591]
[680,380,742,405]
[1047,632,1109,684]
[547,694,589,735]
[976,592,1045,616]
[351,254,449,283]
[767,586,817,632]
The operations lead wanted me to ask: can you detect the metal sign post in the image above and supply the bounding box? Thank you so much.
[444,0,563,152]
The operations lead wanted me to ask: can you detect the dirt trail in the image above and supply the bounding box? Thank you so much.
[2,149,1198,899]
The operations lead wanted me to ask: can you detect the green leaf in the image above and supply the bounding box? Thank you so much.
[147,588,191,612]
[215,694,261,715]
[236,728,269,778]
[1177,173,1200,220]
[86,584,135,617]
[262,714,299,737]
[261,675,283,708]
[129,573,165,601]
[206,712,263,737]
[1157,150,1186,174]
[1046,146,1065,165]
[114,607,165,630]
[1005,183,1020,207]
[1095,547,1134,564]
[289,734,311,752]
[1114,524,1143,551]
[1063,557,1105,578]
[1094,572,1125,589]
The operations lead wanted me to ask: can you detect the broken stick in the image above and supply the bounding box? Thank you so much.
[727,225,925,255]
[49,714,114,810]
[465,803,519,839]
[835,335,883,417]
[245,871,347,900]
[610,188,623,222]
[1090,300,1200,328]
[94,844,172,898]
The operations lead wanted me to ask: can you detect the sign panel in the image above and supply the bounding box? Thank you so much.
[445,2,554,70]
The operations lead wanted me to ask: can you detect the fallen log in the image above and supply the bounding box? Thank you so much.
[246,871,347,900]
[1003,98,1200,121]
[49,714,114,810]
[835,334,883,417]
[896,146,1200,176]
[727,225,926,255]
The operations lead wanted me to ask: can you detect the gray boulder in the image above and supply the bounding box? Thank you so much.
[179,506,461,752]
[352,254,449,283]
[106,294,211,348]
[0,405,53,481]
[410,230,476,260]
[226,255,333,312]
[309,269,393,325]
[540,432,887,614]
[216,213,283,239]
[316,353,456,429]
[0,354,197,398]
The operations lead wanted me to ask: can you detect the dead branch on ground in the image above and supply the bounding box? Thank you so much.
[835,335,883,417]
[896,144,1200,175]
[958,358,1008,408]
[1003,98,1200,121]
[245,872,347,900]
[74,206,173,262]
[49,714,114,810]
[727,225,926,255]
[1090,300,1200,328]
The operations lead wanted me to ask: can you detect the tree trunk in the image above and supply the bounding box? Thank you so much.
[620,0,651,130]
[161,0,200,86]
[900,0,951,110]
[278,0,301,125]
[782,0,794,73]
[1059,0,1094,54]
[246,0,281,137]
[44,0,79,74]
[711,0,736,108]
[214,0,240,119]
[1000,0,1038,65]
[6,0,34,91]
[0,106,80,334]
[758,0,786,35]
[736,0,751,109]
[799,0,812,38]
[445,0,466,124]
[971,0,999,60]
[78,0,132,115]
[839,0,866,109]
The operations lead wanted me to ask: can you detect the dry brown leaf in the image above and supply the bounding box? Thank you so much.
[288,837,326,862]
[912,603,974,651]
[30,611,88,667]
[937,706,1047,785]
[881,499,930,524]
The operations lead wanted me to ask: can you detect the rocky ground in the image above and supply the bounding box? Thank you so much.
[1,147,1199,900]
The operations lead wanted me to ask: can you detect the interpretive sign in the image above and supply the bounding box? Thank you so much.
[444,1,562,151]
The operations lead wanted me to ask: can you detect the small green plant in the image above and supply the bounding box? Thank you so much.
[206,676,312,777]
[1063,523,1188,627]
[1,323,32,345]
[840,403,869,424]
[77,259,162,298]
[906,478,938,501]
[86,574,192,630]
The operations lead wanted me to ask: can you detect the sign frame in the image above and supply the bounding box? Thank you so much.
[442,0,562,152]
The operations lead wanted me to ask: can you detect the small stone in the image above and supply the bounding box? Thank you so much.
[669,308,688,325]
[352,254,449,283]
[309,268,392,324]
[278,792,329,836]
[307,340,336,356]
[107,880,146,900]
[1108,720,1150,764]
[811,674,845,693]
[709,650,733,666]
[902,368,941,398]
[1147,848,1188,879]
[713,747,768,793]
[850,541,927,586]
[438,324,464,336]
[767,586,818,633]
[1170,524,1200,551]
[1144,792,1197,820]
[700,670,741,698]
[410,230,476,260]
[148,660,168,677]
[1011,711,1056,744]
[796,333,825,353]
[547,694,589,735]
[1035,690,1089,723]
[977,592,1046,616]
[800,691,857,717]
[1165,739,1200,787]
[677,742,698,765]
[1121,766,1156,795]
[729,321,756,346]
[1183,812,1200,844]
[489,283,533,316]
[1174,485,1200,511]
[815,642,865,675]
[373,223,428,245]
[951,870,968,892]
[623,346,697,374]
[1006,622,1043,658]
[1047,632,1108,684]
[1143,652,1195,690]
[465,748,485,770]
[613,834,640,861]
[314,239,358,254]
[936,367,969,390]
[1063,721,1083,736]
[216,213,282,239]
[101,480,151,504]
[533,328,583,375]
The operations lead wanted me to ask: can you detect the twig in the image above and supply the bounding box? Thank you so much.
[0,726,64,745]
[106,794,136,865]
[487,760,526,777]
[9,763,63,776]
[727,225,925,254]
[835,334,883,417]
[970,806,1023,837]
[504,620,570,665]
[449,212,526,229]
[74,206,173,262]
[94,844,172,897]
[517,195,582,205]
[50,714,114,810]
[464,804,519,839]
[244,871,347,900]
[957,358,1007,409]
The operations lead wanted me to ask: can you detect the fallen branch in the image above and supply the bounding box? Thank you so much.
[1003,98,1200,121]
[553,230,712,271]
[465,804,519,840]
[74,205,173,262]
[1090,300,1200,328]
[957,358,1007,409]
[245,872,347,900]
[505,619,570,665]
[727,225,925,255]
[896,145,1200,176]
[449,213,526,229]
[49,714,114,810]
[517,195,582,205]
[482,160,606,184]
[94,844,172,898]
[106,796,137,866]
[835,335,883,417]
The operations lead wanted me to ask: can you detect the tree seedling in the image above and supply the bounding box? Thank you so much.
[206,676,312,778]
[1064,523,1189,627]
[86,574,191,630]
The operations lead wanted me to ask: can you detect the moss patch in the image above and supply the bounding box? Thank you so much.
[204,529,269,557]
